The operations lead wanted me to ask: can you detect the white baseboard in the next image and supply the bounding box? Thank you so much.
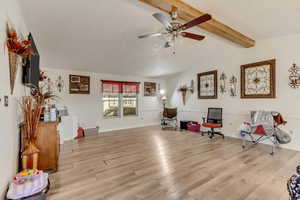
[99,123,160,133]
[80,124,300,152]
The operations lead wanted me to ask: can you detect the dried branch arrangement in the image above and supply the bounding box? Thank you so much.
[20,96,44,152]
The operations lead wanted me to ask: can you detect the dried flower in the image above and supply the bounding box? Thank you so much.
[6,23,32,57]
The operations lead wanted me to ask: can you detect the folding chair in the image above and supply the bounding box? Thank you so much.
[240,111,286,155]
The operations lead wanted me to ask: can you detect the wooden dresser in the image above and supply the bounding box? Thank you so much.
[35,122,60,171]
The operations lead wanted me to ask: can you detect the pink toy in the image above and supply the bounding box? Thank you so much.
[187,122,201,132]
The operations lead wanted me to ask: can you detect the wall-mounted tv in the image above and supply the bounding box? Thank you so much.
[22,33,40,88]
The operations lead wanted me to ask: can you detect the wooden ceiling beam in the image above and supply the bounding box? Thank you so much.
[139,0,255,48]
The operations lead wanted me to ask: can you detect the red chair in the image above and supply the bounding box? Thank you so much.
[202,108,224,139]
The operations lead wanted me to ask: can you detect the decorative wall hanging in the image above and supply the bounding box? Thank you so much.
[144,82,156,96]
[220,72,227,94]
[229,75,238,97]
[69,75,90,94]
[6,23,31,57]
[46,78,53,94]
[178,81,194,105]
[241,59,276,98]
[55,75,65,92]
[6,24,31,94]
[288,63,300,89]
[198,70,218,99]
[178,86,188,105]
[189,80,195,94]
[8,52,18,95]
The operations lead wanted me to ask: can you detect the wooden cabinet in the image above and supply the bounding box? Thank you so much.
[36,122,60,171]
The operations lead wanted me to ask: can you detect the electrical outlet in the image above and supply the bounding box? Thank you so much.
[4,96,8,107]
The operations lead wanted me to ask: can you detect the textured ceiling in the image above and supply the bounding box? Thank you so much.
[18,0,300,77]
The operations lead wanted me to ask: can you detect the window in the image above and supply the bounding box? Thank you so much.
[103,93,120,117]
[123,93,138,116]
[102,81,139,118]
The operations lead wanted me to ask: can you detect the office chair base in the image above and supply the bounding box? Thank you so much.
[209,131,225,139]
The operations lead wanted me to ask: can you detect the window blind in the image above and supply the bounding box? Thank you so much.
[101,80,140,93]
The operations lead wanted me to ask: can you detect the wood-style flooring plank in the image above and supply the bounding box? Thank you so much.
[48,126,298,200]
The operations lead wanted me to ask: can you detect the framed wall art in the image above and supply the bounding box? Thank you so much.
[144,82,156,96]
[69,75,90,94]
[197,70,218,99]
[241,59,276,98]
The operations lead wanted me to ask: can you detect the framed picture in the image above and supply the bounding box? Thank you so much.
[241,59,276,98]
[144,82,156,96]
[70,75,80,83]
[198,70,218,99]
[69,75,90,94]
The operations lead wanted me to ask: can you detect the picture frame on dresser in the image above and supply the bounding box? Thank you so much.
[241,59,276,99]
[197,70,218,99]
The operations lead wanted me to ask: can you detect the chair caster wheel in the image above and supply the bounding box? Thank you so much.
[270,152,274,156]
[242,145,245,149]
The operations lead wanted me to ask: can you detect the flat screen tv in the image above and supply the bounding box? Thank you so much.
[22,33,40,88]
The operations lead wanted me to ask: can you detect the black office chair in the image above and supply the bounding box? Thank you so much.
[202,108,224,139]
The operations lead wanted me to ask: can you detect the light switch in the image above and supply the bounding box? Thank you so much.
[4,96,8,107]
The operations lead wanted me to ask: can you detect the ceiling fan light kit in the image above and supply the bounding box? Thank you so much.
[138,10,212,54]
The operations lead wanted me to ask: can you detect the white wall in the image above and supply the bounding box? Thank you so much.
[0,0,28,197]
[42,68,166,134]
[166,33,300,151]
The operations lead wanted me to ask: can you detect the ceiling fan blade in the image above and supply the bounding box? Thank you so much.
[153,13,172,30]
[180,14,212,31]
[181,32,205,41]
[138,33,163,39]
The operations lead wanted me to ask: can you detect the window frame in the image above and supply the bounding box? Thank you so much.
[101,81,140,118]
[122,93,139,117]
[102,93,122,119]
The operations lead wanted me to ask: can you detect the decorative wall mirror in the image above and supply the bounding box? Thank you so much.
[241,59,276,98]
[197,70,218,99]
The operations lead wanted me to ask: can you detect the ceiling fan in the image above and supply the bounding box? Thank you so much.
[138,10,212,54]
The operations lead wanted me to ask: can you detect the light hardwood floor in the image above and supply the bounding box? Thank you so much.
[48,126,299,200]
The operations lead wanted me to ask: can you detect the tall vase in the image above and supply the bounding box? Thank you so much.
[22,142,40,170]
